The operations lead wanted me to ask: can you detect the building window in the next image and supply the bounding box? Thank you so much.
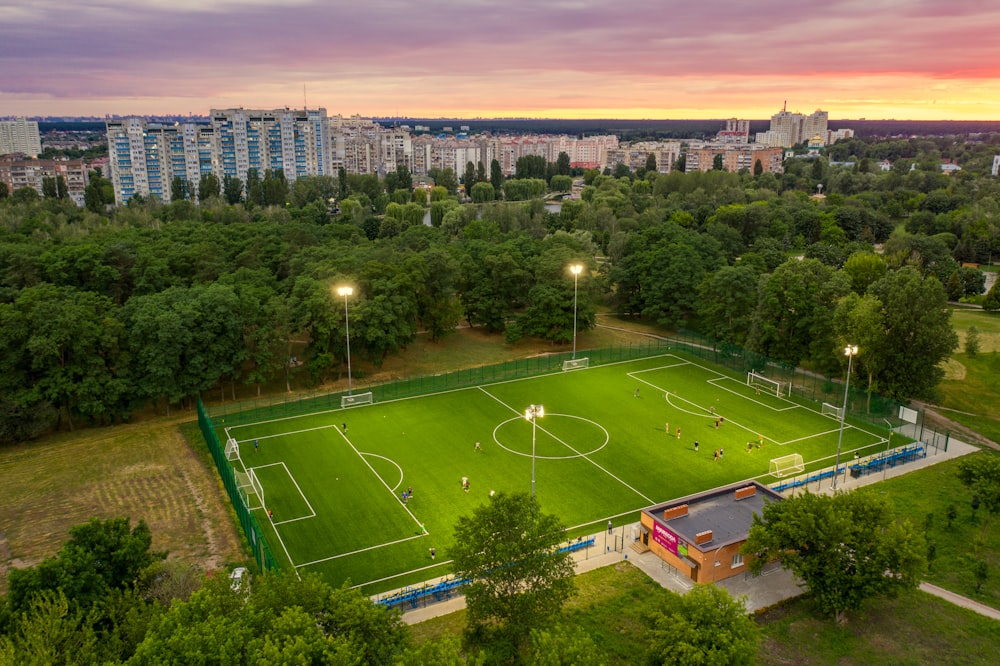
[731,553,744,568]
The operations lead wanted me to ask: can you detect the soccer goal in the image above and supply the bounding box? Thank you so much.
[769,453,805,478]
[341,391,373,408]
[821,402,844,419]
[235,470,263,510]
[747,371,785,397]
[562,357,590,371]
[225,438,240,461]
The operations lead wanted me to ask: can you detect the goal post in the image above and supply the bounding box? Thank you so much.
[821,402,844,419]
[769,453,805,478]
[225,438,240,461]
[562,357,590,371]
[747,371,784,397]
[341,391,373,408]
[235,470,263,510]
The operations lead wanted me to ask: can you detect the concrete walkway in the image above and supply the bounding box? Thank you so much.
[397,435,996,624]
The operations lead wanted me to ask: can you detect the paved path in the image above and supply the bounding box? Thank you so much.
[920,582,1000,621]
[396,435,997,624]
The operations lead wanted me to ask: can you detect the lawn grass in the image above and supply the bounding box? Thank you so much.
[218,352,894,593]
[410,561,1000,665]
[870,452,1000,609]
[0,415,243,595]
[756,587,1000,665]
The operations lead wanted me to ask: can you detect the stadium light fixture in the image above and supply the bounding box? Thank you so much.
[569,264,583,359]
[524,404,544,498]
[831,344,858,490]
[337,286,354,395]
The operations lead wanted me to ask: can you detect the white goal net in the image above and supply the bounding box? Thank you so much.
[821,402,844,419]
[769,453,805,478]
[562,357,590,371]
[235,470,263,510]
[747,371,784,397]
[225,438,240,461]
[341,391,374,408]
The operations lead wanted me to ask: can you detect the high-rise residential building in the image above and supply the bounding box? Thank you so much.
[106,108,333,204]
[0,117,42,157]
[755,105,839,148]
[106,117,213,204]
[211,107,332,184]
[716,119,750,144]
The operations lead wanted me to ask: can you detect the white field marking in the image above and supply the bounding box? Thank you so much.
[360,452,405,491]
[248,461,317,524]
[337,427,425,530]
[705,376,799,412]
[479,388,656,505]
[224,353,682,433]
[491,414,610,460]
[351,560,453,591]
[295,532,428,569]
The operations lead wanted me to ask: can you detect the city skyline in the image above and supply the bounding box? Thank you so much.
[3,1,1000,121]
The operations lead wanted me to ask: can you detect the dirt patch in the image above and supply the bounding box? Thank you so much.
[941,358,967,381]
[912,401,1000,451]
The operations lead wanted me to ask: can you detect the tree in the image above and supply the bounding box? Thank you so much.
[696,265,760,347]
[645,152,658,173]
[170,176,190,202]
[7,517,164,615]
[463,161,477,195]
[197,172,221,201]
[866,266,958,399]
[449,492,575,653]
[965,324,981,357]
[744,491,925,624]
[957,454,1000,540]
[132,572,408,664]
[223,174,244,204]
[713,153,724,171]
[469,181,495,204]
[556,151,572,176]
[490,159,504,194]
[645,585,760,666]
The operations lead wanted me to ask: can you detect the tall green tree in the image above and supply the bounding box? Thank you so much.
[222,174,244,204]
[696,265,760,346]
[197,173,221,201]
[866,266,957,398]
[645,584,760,666]
[449,492,575,655]
[744,491,925,624]
[490,159,504,194]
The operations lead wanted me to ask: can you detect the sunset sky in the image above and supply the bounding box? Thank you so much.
[3,0,1000,120]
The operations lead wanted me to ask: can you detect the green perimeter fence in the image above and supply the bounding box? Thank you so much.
[208,332,912,430]
[196,398,279,575]
[200,331,925,575]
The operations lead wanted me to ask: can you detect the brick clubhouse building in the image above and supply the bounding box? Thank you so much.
[639,481,783,584]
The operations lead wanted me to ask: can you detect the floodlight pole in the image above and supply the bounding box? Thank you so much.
[569,264,583,359]
[832,345,858,490]
[525,405,544,498]
[337,286,354,395]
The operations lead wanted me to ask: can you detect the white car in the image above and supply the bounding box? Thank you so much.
[229,566,250,592]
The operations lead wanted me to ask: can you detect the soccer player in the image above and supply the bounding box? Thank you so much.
[676,427,681,439]
[475,441,481,452]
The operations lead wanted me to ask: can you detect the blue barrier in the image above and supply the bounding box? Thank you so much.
[376,538,595,610]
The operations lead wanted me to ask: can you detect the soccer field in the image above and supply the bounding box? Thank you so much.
[219,354,892,593]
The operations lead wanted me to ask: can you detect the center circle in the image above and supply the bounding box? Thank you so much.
[492,413,609,459]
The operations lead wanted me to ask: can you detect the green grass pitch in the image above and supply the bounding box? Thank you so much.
[219,354,894,594]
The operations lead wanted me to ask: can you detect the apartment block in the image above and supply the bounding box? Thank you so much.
[684,144,784,174]
[0,117,42,157]
[0,155,89,205]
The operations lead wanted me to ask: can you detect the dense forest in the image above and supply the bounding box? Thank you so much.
[2,134,1000,444]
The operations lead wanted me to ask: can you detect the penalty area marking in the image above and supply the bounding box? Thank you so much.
[492,413,610,460]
